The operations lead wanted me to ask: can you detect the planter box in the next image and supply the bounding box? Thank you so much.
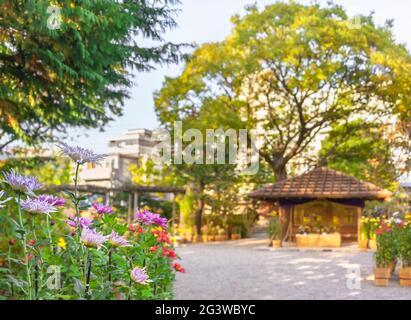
[231,234,241,240]
[215,235,228,241]
[369,239,377,251]
[399,267,411,287]
[271,240,281,248]
[358,239,368,251]
[296,233,341,248]
[374,267,391,287]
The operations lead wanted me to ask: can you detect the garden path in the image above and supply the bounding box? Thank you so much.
[174,232,411,300]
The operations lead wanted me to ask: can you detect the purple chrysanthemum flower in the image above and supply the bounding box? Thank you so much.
[66,216,93,229]
[92,202,113,215]
[2,170,42,194]
[21,198,57,216]
[81,228,107,248]
[38,194,66,207]
[0,190,12,208]
[108,231,130,247]
[130,267,150,285]
[134,209,168,229]
[58,142,107,165]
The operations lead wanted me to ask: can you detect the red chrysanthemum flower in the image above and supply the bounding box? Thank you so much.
[172,262,186,273]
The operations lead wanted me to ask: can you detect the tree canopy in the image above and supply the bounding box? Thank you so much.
[318,119,397,189]
[155,1,411,181]
[0,0,183,152]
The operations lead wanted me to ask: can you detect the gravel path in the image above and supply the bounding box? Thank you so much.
[174,235,411,300]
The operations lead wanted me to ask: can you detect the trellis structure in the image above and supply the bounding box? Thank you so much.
[43,184,185,224]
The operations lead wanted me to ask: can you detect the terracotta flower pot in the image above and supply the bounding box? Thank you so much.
[368,240,377,251]
[374,267,391,287]
[399,267,411,287]
[271,239,281,248]
[231,234,241,240]
[358,239,368,251]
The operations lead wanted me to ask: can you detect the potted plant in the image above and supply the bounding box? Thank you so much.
[374,222,396,287]
[397,222,411,286]
[267,217,281,248]
[231,226,241,240]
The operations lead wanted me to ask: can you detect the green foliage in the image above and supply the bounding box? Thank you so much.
[267,217,281,240]
[155,1,411,180]
[0,173,180,300]
[0,0,183,150]
[397,225,411,267]
[319,120,397,189]
[375,227,397,267]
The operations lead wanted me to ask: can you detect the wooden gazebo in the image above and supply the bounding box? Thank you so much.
[249,167,391,246]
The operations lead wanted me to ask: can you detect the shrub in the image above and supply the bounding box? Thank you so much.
[267,217,281,240]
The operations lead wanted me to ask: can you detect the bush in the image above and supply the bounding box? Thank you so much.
[267,217,281,240]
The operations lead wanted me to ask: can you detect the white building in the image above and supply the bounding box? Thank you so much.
[80,129,155,188]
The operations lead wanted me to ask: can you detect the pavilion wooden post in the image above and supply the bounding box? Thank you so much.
[357,206,363,246]
[278,204,291,247]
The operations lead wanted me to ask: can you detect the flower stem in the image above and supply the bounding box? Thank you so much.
[17,194,32,300]
[46,215,54,252]
[31,215,40,300]
[73,163,85,273]
[85,248,92,298]
[7,246,14,298]
[31,216,37,241]
[74,163,81,243]
[108,249,112,284]
[127,258,133,300]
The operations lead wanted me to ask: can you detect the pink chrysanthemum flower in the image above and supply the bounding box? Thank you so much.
[38,194,66,207]
[0,191,12,208]
[21,198,57,216]
[92,203,113,215]
[66,216,93,229]
[130,267,150,285]
[3,170,42,194]
[58,142,107,165]
[108,231,130,247]
[81,228,107,248]
[134,209,168,229]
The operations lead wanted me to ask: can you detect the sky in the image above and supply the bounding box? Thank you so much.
[68,0,411,153]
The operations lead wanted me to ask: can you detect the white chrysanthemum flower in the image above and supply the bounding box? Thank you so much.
[0,190,12,208]
[58,143,107,165]
[20,198,57,216]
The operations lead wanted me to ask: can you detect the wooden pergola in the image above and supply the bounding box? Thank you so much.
[43,184,185,224]
[249,167,391,246]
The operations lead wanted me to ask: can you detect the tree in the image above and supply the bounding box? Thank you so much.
[0,0,183,152]
[318,119,397,189]
[155,2,411,181]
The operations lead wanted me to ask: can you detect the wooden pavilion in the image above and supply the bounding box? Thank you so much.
[249,167,391,246]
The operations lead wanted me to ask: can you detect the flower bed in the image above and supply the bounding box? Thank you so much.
[0,144,185,300]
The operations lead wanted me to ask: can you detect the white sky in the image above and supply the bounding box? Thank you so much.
[68,0,411,153]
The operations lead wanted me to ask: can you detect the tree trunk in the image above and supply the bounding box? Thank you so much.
[194,182,205,239]
[274,166,288,182]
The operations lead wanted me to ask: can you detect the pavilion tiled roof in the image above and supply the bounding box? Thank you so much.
[249,167,391,200]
